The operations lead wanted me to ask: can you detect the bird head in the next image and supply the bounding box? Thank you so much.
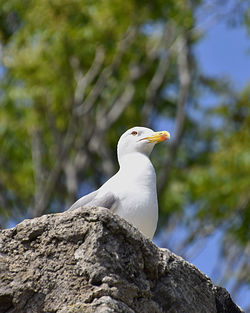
[117,126,170,161]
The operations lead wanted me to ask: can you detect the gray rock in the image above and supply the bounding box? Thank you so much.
[0,207,243,313]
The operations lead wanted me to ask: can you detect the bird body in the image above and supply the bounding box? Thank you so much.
[69,126,170,239]
[98,152,158,238]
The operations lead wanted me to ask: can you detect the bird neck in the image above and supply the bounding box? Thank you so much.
[118,152,155,182]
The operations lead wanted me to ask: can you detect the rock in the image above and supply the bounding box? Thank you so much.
[0,207,243,313]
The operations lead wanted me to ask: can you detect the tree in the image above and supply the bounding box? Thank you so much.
[0,0,195,218]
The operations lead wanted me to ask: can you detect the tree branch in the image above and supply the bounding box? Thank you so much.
[158,33,191,193]
[75,26,137,116]
[141,23,176,123]
[71,46,105,106]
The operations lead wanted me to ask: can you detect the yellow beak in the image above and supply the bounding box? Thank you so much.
[141,130,170,143]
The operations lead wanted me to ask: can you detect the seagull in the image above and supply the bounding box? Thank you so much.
[69,126,170,239]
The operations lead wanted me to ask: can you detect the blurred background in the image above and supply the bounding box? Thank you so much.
[0,0,249,310]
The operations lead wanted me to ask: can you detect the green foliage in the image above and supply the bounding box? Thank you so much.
[188,86,250,245]
[0,0,193,219]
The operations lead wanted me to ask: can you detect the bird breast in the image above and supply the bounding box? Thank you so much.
[113,154,158,238]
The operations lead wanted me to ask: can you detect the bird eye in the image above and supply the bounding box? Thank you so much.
[131,131,138,136]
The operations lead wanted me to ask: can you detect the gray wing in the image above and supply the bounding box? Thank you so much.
[68,190,99,211]
[68,190,118,211]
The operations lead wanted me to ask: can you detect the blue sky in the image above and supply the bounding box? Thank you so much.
[195,21,249,90]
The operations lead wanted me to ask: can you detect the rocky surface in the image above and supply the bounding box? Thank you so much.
[0,207,243,313]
